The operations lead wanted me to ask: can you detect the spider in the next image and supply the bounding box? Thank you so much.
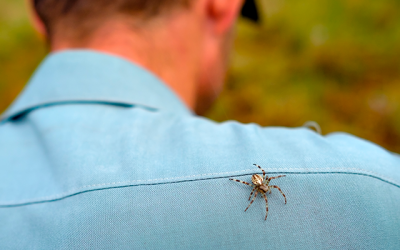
[229,164,287,220]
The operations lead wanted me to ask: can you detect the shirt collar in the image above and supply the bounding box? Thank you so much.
[1,50,192,122]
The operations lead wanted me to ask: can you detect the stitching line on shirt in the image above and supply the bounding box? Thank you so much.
[0,100,159,123]
[1,167,399,206]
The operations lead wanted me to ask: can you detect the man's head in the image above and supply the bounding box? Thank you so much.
[30,0,245,114]
[33,0,193,44]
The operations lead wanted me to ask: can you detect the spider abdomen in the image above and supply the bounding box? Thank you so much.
[251,174,263,185]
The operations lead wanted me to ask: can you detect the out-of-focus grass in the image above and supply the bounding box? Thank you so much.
[207,0,400,153]
[0,0,399,153]
[0,0,46,113]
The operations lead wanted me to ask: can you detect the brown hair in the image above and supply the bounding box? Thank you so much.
[34,0,190,42]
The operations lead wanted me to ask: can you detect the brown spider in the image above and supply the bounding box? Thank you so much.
[229,164,287,220]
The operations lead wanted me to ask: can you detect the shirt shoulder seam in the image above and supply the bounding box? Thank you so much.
[1,168,399,207]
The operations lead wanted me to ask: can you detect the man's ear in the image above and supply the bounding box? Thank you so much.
[205,0,244,35]
[27,0,47,37]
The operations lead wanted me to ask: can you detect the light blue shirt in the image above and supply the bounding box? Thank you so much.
[1,51,399,249]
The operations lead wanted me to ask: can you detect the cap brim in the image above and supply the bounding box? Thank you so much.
[240,0,260,22]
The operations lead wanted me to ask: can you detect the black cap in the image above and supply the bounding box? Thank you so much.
[241,0,260,22]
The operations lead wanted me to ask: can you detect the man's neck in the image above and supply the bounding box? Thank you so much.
[51,20,200,112]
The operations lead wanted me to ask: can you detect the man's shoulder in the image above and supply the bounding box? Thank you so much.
[1,103,399,207]
[1,104,400,249]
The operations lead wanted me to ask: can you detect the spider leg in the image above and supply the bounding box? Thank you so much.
[270,185,287,204]
[266,175,286,185]
[229,178,252,187]
[254,164,266,180]
[248,187,256,201]
[261,193,269,220]
[268,175,286,182]
[245,190,258,212]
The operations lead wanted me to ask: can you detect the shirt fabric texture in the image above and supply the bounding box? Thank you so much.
[1,50,399,249]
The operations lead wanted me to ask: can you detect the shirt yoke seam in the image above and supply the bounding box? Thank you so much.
[1,167,399,207]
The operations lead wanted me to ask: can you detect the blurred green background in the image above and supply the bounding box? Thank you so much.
[1,0,400,153]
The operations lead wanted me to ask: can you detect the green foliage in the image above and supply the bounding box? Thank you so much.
[1,0,399,152]
[206,0,400,153]
[0,0,46,113]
